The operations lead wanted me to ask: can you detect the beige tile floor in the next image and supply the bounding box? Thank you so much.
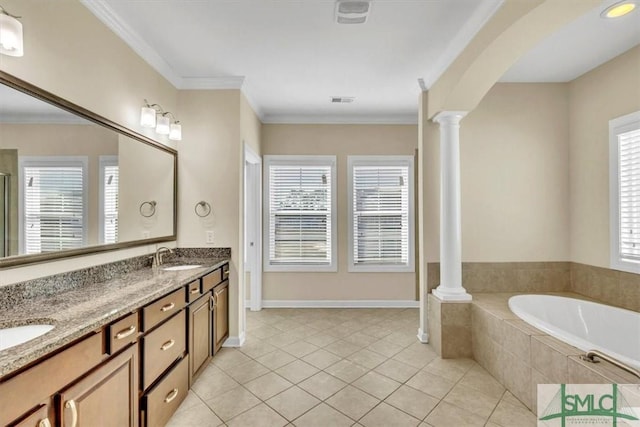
[167,308,537,427]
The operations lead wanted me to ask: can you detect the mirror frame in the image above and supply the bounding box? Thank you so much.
[0,70,178,268]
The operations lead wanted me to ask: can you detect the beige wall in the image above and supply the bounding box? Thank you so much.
[177,89,263,338]
[569,46,640,268]
[0,0,179,286]
[421,83,571,265]
[461,83,570,262]
[262,124,418,301]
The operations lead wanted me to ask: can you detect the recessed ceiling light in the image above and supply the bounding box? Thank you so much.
[601,1,637,18]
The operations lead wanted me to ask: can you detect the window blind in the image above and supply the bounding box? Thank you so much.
[352,165,409,265]
[103,165,119,244]
[268,165,332,266]
[619,128,640,261]
[24,165,85,254]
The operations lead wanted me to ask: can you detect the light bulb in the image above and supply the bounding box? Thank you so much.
[0,13,23,57]
[156,115,170,135]
[169,123,182,141]
[140,106,156,128]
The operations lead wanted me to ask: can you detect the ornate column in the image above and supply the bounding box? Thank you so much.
[432,111,471,301]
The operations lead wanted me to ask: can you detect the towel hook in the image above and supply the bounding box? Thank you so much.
[139,200,157,217]
[195,201,211,217]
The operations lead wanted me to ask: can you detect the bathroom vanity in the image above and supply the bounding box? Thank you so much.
[0,259,230,427]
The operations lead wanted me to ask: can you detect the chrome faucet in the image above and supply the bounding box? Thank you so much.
[153,246,174,267]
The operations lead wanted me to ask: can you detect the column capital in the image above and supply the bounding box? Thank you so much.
[432,111,468,125]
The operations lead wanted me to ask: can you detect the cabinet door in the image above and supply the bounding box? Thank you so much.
[213,281,229,354]
[59,344,138,427]
[189,293,212,384]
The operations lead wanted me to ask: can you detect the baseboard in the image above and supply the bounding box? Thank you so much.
[222,331,246,347]
[257,300,419,308]
[417,328,429,343]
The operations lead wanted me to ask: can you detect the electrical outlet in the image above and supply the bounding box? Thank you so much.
[206,231,214,244]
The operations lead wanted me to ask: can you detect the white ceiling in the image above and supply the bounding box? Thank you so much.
[501,1,640,82]
[83,0,640,124]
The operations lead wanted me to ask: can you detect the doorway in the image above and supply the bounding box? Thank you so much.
[244,143,262,311]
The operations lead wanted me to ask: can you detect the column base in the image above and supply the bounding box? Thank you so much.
[416,328,429,343]
[433,286,472,302]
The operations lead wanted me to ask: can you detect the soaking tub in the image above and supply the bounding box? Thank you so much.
[508,295,640,371]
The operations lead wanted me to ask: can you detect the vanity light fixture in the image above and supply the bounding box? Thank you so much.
[0,4,23,57]
[601,0,637,18]
[140,100,182,140]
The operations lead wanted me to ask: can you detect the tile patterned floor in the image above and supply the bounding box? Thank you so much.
[167,308,537,427]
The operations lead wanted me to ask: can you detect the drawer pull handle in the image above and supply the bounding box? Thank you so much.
[115,325,136,340]
[223,270,229,278]
[65,400,78,427]
[209,294,215,310]
[190,288,200,295]
[38,419,52,427]
[161,339,176,351]
[165,388,179,403]
[160,302,175,312]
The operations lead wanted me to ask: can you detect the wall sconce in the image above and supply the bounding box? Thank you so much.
[0,5,23,57]
[140,99,182,141]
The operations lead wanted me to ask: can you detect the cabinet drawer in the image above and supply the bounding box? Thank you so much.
[10,404,50,427]
[202,269,222,293]
[185,279,202,303]
[143,357,188,427]
[143,288,185,331]
[108,312,139,355]
[142,310,186,390]
[222,263,230,281]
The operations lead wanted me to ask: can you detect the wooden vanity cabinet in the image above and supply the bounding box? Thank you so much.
[11,404,52,427]
[58,344,138,427]
[213,280,229,354]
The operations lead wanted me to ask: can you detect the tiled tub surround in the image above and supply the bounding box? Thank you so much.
[471,293,639,413]
[427,296,472,359]
[0,248,230,377]
[426,262,571,294]
[427,261,639,311]
[571,262,640,312]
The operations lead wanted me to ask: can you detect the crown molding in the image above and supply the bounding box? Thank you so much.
[419,0,504,90]
[262,113,418,125]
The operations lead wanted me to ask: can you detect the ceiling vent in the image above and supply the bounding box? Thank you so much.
[335,0,370,24]
[331,96,355,103]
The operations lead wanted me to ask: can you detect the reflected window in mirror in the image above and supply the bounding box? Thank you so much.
[0,71,177,268]
[99,155,119,244]
[20,156,88,254]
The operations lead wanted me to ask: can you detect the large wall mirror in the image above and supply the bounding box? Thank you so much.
[0,71,177,268]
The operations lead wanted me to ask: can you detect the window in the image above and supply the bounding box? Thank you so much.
[19,157,88,254]
[99,156,119,244]
[264,155,336,271]
[610,111,640,273]
[348,156,414,272]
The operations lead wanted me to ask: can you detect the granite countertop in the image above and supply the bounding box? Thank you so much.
[0,257,229,378]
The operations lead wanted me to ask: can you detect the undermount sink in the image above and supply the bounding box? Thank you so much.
[162,265,203,271]
[0,324,55,352]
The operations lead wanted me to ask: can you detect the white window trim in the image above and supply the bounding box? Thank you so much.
[99,155,118,244]
[609,111,640,274]
[263,155,337,272]
[18,156,89,255]
[347,155,415,273]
